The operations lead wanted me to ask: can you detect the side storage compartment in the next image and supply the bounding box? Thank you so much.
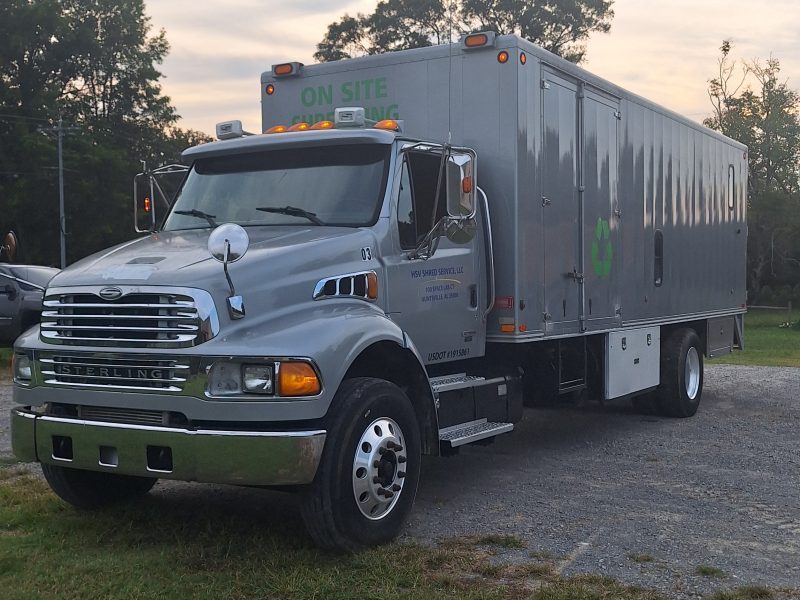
[706,316,735,358]
[604,326,660,400]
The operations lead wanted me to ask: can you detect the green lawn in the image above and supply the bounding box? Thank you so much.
[709,308,800,368]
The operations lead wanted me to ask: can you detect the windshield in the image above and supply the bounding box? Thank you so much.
[163,144,390,230]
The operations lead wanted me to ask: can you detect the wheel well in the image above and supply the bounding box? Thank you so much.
[343,341,438,455]
[661,321,705,355]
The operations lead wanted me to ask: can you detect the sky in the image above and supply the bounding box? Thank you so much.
[145,0,800,136]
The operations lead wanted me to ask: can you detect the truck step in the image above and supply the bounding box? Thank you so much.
[439,419,513,448]
[430,373,486,394]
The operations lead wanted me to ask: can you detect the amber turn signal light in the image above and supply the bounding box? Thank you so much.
[279,362,321,396]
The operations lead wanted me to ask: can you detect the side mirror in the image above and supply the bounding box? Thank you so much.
[134,172,157,233]
[208,224,249,320]
[446,153,476,220]
[133,163,190,233]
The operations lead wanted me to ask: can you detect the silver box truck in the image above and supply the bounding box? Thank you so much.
[11,34,747,550]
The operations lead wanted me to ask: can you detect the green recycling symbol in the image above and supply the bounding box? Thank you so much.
[591,218,613,278]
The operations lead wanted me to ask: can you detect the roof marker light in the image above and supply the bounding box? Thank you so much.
[265,84,275,95]
[374,119,400,131]
[310,120,334,130]
[498,51,509,64]
[461,31,497,50]
[287,122,310,132]
[265,125,287,134]
[520,52,527,65]
[272,62,303,77]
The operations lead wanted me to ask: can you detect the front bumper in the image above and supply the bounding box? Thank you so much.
[10,407,326,486]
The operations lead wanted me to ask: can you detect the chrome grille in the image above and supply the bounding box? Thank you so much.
[41,290,205,348]
[78,406,168,426]
[40,353,189,392]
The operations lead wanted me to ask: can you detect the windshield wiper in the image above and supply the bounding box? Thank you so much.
[173,209,218,227]
[256,205,324,226]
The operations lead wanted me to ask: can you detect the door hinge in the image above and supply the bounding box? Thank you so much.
[543,312,552,321]
[541,80,551,90]
[614,110,622,120]
[614,207,622,218]
[541,195,551,207]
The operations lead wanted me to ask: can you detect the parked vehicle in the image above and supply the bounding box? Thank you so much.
[11,33,747,551]
[0,264,60,345]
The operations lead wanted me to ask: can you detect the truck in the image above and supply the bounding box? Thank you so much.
[10,33,747,551]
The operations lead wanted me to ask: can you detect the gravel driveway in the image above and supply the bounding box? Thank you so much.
[2,364,799,598]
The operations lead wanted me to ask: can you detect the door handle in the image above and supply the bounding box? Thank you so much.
[469,284,478,308]
[0,284,17,301]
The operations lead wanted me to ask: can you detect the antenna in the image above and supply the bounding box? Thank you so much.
[446,0,456,145]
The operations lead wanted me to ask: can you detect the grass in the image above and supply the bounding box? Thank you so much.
[1,466,795,599]
[628,553,655,563]
[0,467,689,600]
[709,308,800,367]
[696,565,727,578]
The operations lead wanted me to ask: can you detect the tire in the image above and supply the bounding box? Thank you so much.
[41,464,157,509]
[655,328,704,418]
[300,377,421,552]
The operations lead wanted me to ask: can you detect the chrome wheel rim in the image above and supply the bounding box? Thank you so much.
[352,417,407,520]
[685,346,701,400]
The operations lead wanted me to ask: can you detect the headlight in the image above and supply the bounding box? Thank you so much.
[207,361,242,395]
[242,364,273,394]
[13,353,32,382]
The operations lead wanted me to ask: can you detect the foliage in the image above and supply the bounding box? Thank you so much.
[705,42,800,298]
[0,0,211,266]
[315,0,614,64]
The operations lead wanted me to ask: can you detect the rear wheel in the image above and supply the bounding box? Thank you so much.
[301,377,421,552]
[656,328,704,418]
[41,464,156,509]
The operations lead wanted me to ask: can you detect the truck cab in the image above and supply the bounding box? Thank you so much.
[11,109,519,551]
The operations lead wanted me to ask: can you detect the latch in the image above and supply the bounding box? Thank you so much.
[567,269,584,283]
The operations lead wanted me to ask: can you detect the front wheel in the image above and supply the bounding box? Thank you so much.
[301,377,421,552]
[656,328,704,418]
[41,464,157,509]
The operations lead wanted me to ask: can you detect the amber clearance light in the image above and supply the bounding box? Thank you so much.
[287,122,310,132]
[279,362,321,396]
[464,33,489,47]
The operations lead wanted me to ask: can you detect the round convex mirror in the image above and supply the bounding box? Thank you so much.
[208,223,249,263]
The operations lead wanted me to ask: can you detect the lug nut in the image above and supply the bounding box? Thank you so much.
[373,476,381,484]
[397,470,406,478]
[392,484,401,491]
[373,460,381,468]
[398,456,407,464]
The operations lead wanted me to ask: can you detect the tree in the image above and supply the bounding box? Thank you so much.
[315,0,614,64]
[705,42,800,299]
[0,0,210,266]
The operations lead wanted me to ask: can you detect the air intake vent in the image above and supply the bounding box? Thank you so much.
[313,271,377,302]
[40,286,219,348]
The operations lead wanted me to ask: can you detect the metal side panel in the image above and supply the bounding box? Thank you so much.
[604,326,660,400]
[707,316,735,358]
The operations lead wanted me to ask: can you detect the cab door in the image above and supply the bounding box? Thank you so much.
[384,149,485,365]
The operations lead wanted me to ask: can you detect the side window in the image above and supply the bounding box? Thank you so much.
[397,161,415,249]
[727,164,735,210]
[396,151,448,250]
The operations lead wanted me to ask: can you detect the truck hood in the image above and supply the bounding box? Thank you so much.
[49,226,376,288]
